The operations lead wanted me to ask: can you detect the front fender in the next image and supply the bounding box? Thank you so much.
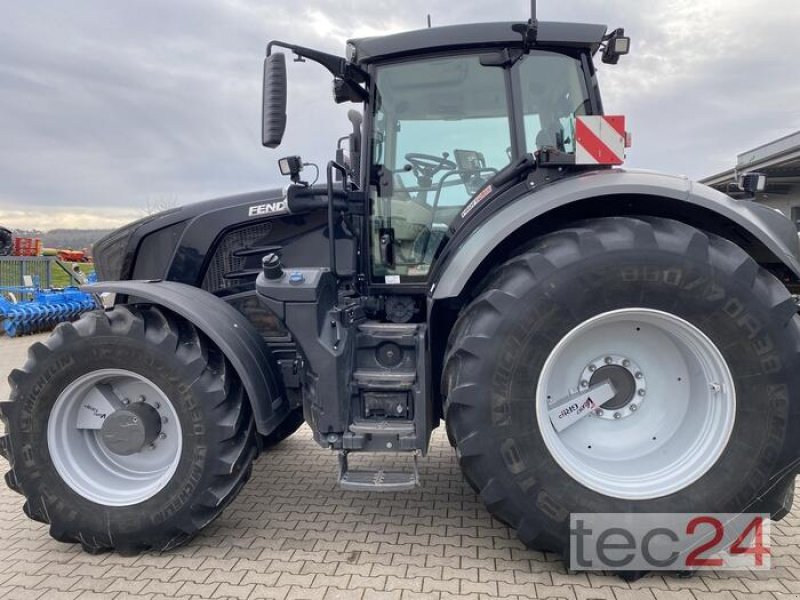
[83,280,289,436]
[431,169,800,300]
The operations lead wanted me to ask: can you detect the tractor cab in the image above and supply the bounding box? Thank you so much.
[262,18,631,287]
[365,43,597,283]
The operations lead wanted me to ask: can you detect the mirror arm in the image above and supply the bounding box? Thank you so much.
[267,41,368,84]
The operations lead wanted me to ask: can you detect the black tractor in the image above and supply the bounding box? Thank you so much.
[3,3,800,568]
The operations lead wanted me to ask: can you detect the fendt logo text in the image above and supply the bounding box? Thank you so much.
[248,200,288,217]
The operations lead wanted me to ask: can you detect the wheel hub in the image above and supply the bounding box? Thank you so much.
[48,369,182,506]
[101,402,162,456]
[536,309,736,500]
[579,354,645,420]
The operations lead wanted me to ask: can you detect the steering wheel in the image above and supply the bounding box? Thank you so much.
[404,152,457,188]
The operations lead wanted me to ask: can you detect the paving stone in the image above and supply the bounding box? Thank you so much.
[176,581,220,598]
[0,332,799,600]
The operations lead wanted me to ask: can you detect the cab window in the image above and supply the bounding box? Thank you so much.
[370,54,512,282]
[518,52,591,154]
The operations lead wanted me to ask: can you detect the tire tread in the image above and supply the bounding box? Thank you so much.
[443,216,800,556]
[0,305,257,555]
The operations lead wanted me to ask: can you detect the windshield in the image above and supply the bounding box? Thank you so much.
[370,50,590,283]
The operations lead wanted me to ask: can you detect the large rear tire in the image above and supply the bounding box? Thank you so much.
[0,305,257,554]
[444,217,800,559]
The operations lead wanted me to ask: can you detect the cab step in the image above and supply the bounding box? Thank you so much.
[353,370,416,390]
[349,420,415,436]
[337,451,420,492]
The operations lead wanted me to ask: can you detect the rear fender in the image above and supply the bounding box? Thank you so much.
[84,280,289,436]
[426,169,800,420]
[431,168,800,301]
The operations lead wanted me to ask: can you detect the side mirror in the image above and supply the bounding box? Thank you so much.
[262,52,287,148]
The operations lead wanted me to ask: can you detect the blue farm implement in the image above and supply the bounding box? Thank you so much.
[0,287,97,337]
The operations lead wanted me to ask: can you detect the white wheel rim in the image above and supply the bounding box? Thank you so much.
[48,369,183,506]
[536,308,736,500]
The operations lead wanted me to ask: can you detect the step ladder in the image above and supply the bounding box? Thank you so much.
[337,450,420,492]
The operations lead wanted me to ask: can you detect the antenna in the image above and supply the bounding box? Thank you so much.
[427,14,432,28]
[512,0,538,48]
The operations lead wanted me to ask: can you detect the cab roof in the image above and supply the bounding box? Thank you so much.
[348,21,608,63]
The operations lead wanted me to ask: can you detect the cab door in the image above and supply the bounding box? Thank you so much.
[368,53,514,286]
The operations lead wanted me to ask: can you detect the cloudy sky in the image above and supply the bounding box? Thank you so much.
[1,0,799,230]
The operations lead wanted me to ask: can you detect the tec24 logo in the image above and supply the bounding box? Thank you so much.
[570,513,770,571]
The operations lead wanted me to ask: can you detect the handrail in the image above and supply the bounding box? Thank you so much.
[326,161,349,278]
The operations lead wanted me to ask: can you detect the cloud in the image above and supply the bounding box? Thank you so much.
[0,0,798,230]
[595,0,800,177]
[0,207,143,231]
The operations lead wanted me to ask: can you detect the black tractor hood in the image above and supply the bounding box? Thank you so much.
[94,188,286,282]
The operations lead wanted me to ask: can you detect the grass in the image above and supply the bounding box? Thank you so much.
[50,261,94,288]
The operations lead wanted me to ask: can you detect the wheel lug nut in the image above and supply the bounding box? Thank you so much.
[161,416,168,424]
[622,359,630,367]
[159,433,167,440]
[638,389,646,397]
[580,380,589,388]
[138,395,146,403]
[635,372,643,379]
[154,402,161,409]
[594,408,604,416]
[629,404,638,412]
[588,365,597,372]
[710,383,721,393]
[604,356,613,364]
[613,412,621,419]
[122,398,130,405]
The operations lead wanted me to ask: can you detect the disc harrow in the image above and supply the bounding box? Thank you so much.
[0,287,97,337]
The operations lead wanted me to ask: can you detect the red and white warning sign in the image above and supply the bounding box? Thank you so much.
[575,115,627,165]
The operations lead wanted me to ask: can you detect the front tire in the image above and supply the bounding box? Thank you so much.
[0,305,257,554]
[444,217,800,557]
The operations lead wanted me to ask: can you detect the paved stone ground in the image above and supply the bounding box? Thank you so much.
[1,332,799,599]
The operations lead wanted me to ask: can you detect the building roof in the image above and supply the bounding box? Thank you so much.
[348,21,608,63]
[702,130,800,193]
